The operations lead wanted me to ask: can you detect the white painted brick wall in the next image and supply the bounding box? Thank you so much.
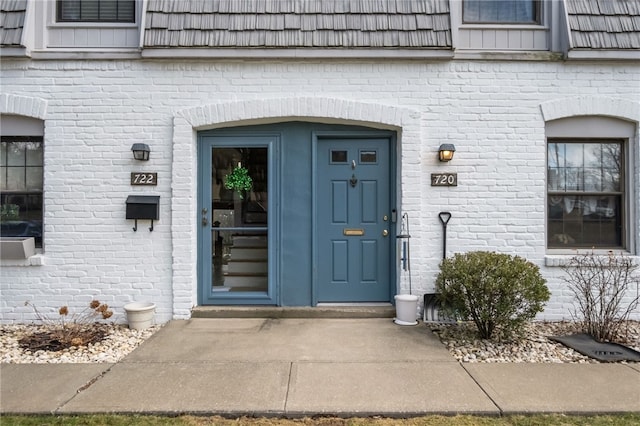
[1,59,639,324]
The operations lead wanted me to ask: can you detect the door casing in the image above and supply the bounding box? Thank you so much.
[197,124,397,306]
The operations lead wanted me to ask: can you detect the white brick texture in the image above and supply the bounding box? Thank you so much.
[1,59,639,323]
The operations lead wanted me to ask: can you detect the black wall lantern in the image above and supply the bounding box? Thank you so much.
[438,144,456,162]
[131,143,151,161]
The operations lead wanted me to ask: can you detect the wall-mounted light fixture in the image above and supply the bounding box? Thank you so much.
[438,144,456,162]
[131,143,151,161]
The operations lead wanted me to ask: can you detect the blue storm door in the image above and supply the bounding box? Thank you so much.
[198,135,277,305]
[316,138,392,302]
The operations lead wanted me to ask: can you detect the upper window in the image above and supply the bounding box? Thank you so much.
[57,0,135,23]
[0,137,44,248]
[463,0,539,24]
[547,140,624,249]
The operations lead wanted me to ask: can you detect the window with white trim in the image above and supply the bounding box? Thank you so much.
[547,139,624,249]
[463,0,539,24]
[0,136,43,248]
[57,0,135,23]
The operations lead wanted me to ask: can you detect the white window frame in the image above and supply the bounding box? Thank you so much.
[56,0,136,24]
[46,0,139,30]
[462,0,541,26]
[545,116,636,255]
[0,115,45,251]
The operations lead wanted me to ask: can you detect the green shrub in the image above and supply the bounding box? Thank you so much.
[435,251,550,340]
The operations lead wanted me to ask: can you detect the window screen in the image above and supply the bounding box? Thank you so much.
[57,0,135,23]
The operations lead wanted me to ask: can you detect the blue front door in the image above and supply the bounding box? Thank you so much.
[316,137,392,302]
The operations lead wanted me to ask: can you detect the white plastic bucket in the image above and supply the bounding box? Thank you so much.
[394,294,419,326]
[124,302,156,330]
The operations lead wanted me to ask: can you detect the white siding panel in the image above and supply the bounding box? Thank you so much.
[58,28,75,46]
[75,28,88,46]
[467,30,482,48]
[508,30,521,49]
[102,28,117,45]
[48,27,139,48]
[88,29,101,46]
[522,30,534,48]
[534,29,548,49]
[457,28,548,50]
[495,29,509,49]
[483,29,496,48]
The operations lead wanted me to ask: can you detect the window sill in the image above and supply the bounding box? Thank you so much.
[48,22,137,29]
[459,24,547,30]
[0,254,45,267]
[31,49,141,60]
[453,50,562,61]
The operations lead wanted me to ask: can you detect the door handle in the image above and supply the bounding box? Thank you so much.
[201,207,208,227]
[382,229,389,237]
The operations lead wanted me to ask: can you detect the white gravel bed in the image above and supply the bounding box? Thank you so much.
[0,323,161,364]
[428,320,640,363]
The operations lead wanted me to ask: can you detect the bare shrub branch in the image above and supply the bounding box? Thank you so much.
[562,250,640,342]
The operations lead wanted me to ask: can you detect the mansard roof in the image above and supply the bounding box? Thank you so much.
[143,0,452,48]
[0,0,26,46]
[566,0,640,49]
[2,0,640,56]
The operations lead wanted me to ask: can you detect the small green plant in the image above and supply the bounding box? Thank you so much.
[436,251,550,340]
[20,300,114,351]
[562,250,640,342]
[0,203,20,221]
[224,165,253,199]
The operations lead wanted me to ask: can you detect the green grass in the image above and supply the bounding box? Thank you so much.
[2,414,640,426]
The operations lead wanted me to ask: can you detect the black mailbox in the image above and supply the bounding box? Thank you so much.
[126,195,159,231]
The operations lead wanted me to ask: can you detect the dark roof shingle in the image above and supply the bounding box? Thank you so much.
[566,0,640,49]
[0,0,27,47]
[143,0,452,49]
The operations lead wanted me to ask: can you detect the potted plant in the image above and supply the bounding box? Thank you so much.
[224,164,253,199]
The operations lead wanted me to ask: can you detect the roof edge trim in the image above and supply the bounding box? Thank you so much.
[141,48,453,60]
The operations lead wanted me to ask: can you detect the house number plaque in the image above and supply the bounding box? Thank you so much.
[431,173,457,187]
[131,172,158,186]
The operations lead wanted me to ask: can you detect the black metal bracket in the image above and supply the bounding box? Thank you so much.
[350,174,358,187]
[132,219,154,232]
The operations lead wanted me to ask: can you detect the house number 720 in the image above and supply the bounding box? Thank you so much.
[131,172,158,186]
[431,173,457,187]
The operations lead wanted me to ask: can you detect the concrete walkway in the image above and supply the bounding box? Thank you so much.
[2,318,639,417]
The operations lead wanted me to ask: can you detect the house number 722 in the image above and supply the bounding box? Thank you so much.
[131,172,158,186]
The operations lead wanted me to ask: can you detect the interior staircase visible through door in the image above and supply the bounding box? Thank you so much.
[213,234,267,292]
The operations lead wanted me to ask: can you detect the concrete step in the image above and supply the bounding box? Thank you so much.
[231,236,267,248]
[229,247,268,260]
[226,260,268,274]
[220,275,268,288]
[192,305,396,319]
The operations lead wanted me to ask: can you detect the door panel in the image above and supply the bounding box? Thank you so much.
[316,138,391,302]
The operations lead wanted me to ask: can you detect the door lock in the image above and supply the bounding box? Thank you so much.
[382,229,389,237]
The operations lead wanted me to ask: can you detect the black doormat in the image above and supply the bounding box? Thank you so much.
[549,333,640,362]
